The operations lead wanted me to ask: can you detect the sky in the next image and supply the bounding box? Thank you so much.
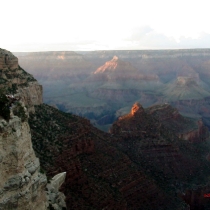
[1,0,210,52]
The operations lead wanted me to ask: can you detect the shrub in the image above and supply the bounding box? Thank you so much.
[13,102,27,122]
[0,93,10,121]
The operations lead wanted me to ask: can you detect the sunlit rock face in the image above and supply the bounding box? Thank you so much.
[93,56,142,80]
[131,102,144,116]
[88,56,161,105]
[0,113,48,210]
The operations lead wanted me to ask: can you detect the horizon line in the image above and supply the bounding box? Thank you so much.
[11,47,210,53]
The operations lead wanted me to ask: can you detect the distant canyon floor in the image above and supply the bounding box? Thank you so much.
[15,49,210,131]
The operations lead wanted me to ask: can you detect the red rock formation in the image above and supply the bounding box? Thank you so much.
[147,104,209,142]
[29,104,187,210]
[131,102,144,116]
[93,55,158,82]
[110,103,210,186]
[94,56,134,73]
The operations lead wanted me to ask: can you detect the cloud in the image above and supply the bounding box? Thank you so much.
[178,33,210,48]
[123,26,210,49]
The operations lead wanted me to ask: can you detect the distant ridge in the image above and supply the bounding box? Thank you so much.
[94,55,137,76]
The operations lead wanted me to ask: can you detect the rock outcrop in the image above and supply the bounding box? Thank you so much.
[110,103,210,205]
[18,81,43,112]
[131,102,144,116]
[147,104,209,142]
[0,48,42,113]
[0,110,48,210]
[93,55,138,77]
[47,172,67,210]
[0,49,18,70]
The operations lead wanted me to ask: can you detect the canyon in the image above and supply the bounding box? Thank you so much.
[1,48,210,209]
[15,49,210,131]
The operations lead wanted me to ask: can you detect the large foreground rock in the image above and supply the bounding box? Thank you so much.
[0,113,48,209]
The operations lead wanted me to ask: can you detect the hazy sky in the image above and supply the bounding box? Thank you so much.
[1,0,210,51]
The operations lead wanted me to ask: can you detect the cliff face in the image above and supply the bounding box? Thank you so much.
[147,104,209,142]
[18,81,43,112]
[0,49,18,70]
[179,119,209,142]
[0,48,42,112]
[0,112,48,210]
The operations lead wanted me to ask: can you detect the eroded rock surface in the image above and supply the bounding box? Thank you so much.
[0,48,42,113]
[47,172,66,210]
[110,103,210,209]
[0,113,48,210]
[0,49,18,70]
[147,104,209,142]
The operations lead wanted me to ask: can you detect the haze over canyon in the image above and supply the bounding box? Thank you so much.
[15,49,210,132]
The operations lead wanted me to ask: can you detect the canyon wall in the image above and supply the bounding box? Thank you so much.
[0,49,18,70]
[0,112,48,209]
[0,48,66,210]
[0,48,43,113]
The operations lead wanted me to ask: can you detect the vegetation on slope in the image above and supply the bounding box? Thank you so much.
[0,92,10,121]
[29,103,187,210]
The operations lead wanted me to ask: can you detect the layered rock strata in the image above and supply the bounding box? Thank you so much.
[147,104,209,142]
[15,49,210,130]
[110,103,210,193]
[29,104,187,209]
[0,48,42,113]
[0,49,18,70]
